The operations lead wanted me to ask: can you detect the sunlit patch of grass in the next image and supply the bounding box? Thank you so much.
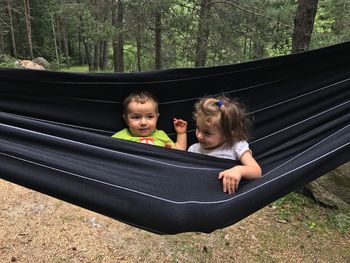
[59,65,114,73]
[60,65,89,72]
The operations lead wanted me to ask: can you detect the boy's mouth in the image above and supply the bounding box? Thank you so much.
[138,128,151,135]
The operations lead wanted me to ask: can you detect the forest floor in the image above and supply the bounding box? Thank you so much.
[0,179,349,263]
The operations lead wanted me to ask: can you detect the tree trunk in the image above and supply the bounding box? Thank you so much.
[112,0,124,72]
[6,0,17,57]
[59,15,70,68]
[78,20,84,65]
[154,10,162,70]
[194,0,211,68]
[291,0,318,53]
[0,24,4,56]
[23,0,33,59]
[80,16,92,70]
[51,14,59,67]
[83,41,92,71]
[100,41,108,71]
[93,42,99,71]
[136,23,142,72]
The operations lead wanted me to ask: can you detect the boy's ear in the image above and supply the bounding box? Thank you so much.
[122,114,128,124]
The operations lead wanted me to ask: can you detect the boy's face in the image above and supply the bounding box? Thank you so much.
[124,99,159,137]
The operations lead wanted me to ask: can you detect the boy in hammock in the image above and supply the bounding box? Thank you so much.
[112,90,187,150]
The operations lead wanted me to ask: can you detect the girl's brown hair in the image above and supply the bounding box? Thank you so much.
[123,90,159,115]
[193,95,252,146]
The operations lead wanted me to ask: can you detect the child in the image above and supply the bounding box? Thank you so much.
[112,90,187,150]
[188,95,262,194]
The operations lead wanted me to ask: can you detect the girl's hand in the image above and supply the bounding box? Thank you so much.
[164,143,174,148]
[173,118,187,134]
[218,151,262,194]
[218,166,243,194]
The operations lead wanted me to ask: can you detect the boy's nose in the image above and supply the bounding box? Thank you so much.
[140,118,147,125]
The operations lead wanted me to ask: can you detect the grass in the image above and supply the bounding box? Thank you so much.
[59,65,114,73]
[272,192,350,234]
[59,65,90,72]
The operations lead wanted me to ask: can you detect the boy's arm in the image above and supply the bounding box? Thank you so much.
[173,118,187,150]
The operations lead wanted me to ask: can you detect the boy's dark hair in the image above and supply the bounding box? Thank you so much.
[123,90,159,115]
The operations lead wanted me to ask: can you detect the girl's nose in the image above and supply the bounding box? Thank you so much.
[196,131,203,140]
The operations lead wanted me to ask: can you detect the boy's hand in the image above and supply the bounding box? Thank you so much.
[173,118,187,134]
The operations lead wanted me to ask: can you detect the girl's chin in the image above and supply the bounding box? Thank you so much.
[200,143,210,149]
[201,144,219,150]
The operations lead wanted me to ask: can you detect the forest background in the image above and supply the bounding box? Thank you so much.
[0,0,349,72]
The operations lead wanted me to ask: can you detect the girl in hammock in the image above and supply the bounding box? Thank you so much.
[188,95,262,194]
[112,90,187,150]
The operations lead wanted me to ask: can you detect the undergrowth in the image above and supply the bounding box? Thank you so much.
[272,192,350,234]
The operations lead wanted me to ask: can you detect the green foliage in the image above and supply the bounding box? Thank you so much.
[272,192,350,234]
[311,0,350,48]
[327,210,350,234]
[50,55,72,70]
[272,192,314,222]
[266,38,293,57]
[0,0,348,72]
[0,55,17,68]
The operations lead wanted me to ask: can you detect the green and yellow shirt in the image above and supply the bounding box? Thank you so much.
[112,128,175,148]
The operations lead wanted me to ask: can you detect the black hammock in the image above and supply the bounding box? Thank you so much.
[0,42,349,235]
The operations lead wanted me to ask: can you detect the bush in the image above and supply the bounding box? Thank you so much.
[0,55,18,68]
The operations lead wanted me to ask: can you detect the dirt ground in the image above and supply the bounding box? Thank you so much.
[0,179,349,263]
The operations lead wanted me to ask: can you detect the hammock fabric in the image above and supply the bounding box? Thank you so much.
[1,42,349,234]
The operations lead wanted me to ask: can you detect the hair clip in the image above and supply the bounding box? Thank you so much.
[216,100,223,107]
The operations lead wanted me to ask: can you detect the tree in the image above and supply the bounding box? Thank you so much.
[112,0,124,72]
[51,14,59,66]
[0,25,3,56]
[23,0,33,59]
[57,14,70,67]
[194,0,211,67]
[154,6,162,70]
[6,0,17,57]
[292,0,319,53]
[0,0,347,71]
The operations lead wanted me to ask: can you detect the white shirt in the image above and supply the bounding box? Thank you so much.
[188,141,250,161]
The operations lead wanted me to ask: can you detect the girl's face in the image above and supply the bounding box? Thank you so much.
[195,118,226,150]
[124,100,159,137]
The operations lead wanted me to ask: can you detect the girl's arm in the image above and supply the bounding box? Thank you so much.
[218,151,262,194]
[173,118,187,150]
